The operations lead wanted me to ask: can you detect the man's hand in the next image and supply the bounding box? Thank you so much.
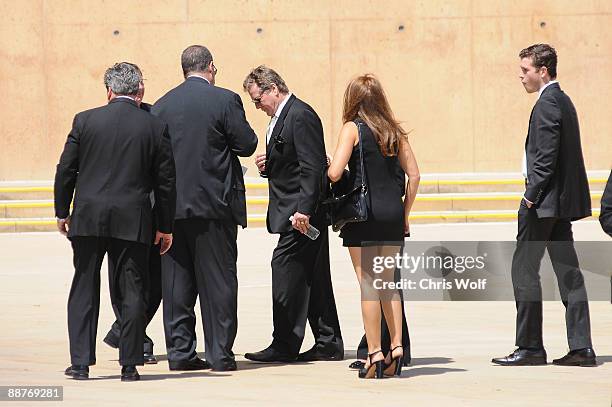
[291,212,311,235]
[57,217,70,236]
[154,231,173,255]
[255,153,266,174]
[523,197,533,208]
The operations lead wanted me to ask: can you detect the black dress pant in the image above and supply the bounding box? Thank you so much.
[106,244,161,354]
[68,237,147,366]
[270,227,343,356]
[512,205,592,350]
[161,219,238,369]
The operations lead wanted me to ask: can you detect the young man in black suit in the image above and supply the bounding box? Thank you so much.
[103,77,163,365]
[152,45,258,372]
[600,171,612,237]
[242,66,343,363]
[492,44,596,367]
[55,62,176,381]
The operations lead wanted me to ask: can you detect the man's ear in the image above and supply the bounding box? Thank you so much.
[540,66,549,79]
[107,87,113,101]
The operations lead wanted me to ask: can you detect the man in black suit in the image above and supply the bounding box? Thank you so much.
[103,77,163,365]
[242,66,343,362]
[493,44,596,367]
[600,171,612,303]
[600,171,612,237]
[55,62,176,381]
[152,45,258,372]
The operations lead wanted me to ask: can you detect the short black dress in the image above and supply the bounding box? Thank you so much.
[340,120,405,247]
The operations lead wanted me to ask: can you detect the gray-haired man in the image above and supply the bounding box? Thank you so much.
[55,62,176,381]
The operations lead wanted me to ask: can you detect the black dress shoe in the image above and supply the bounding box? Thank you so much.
[212,360,237,371]
[121,365,140,382]
[143,352,157,364]
[168,357,211,371]
[296,346,343,362]
[349,360,365,370]
[64,365,89,380]
[103,332,119,349]
[553,348,596,367]
[244,347,296,363]
[492,348,547,366]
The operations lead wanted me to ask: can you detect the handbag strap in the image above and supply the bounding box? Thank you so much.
[356,121,367,193]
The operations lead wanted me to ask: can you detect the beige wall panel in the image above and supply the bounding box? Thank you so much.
[472,0,612,16]
[534,14,612,169]
[472,17,535,172]
[188,0,330,22]
[42,20,331,176]
[330,18,474,173]
[531,15,612,170]
[0,1,610,180]
[1,0,42,22]
[0,17,46,179]
[329,0,471,20]
[44,0,188,24]
[42,23,191,176]
[203,21,333,162]
[412,0,471,18]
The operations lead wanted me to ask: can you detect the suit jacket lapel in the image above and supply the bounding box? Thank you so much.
[266,94,296,158]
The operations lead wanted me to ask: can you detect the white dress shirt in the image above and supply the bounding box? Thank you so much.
[266,92,293,144]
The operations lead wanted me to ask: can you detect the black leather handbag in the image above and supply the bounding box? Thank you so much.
[323,122,369,232]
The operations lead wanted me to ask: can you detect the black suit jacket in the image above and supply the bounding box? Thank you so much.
[524,83,591,220]
[264,95,327,233]
[600,170,612,237]
[54,98,176,245]
[152,77,257,227]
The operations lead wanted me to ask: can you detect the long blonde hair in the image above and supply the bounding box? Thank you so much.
[342,74,408,156]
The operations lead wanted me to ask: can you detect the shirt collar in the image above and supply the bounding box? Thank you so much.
[114,95,136,101]
[274,92,292,118]
[187,73,210,83]
[538,80,558,99]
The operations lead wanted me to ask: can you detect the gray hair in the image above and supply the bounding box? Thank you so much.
[103,62,142,95]
[181,45,213,77]
[243,65,289,94]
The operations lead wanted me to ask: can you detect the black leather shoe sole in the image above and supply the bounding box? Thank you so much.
[64,367,89,380]
[168,360,211,371]
[212,362,237,371]
[553,358,596,367]
[144,354,158,365]
[492,357,547,366]
[244,353,296,363]
[296,353,343,362]
[121,373,140,382]
[349,360,365,370]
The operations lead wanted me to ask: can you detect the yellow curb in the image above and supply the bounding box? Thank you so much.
[1,177,607,193]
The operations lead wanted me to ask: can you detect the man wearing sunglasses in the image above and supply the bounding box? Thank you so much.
[242,65,343,363]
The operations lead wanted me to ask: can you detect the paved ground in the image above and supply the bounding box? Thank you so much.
[0,221,610,406]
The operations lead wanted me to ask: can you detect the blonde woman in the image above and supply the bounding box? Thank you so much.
[328,74,419,378]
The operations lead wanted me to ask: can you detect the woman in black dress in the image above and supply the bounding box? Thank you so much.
[328,74,420,378]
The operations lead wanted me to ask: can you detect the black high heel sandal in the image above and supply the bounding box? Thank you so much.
[358,350,385,379]
[384,346,403,377]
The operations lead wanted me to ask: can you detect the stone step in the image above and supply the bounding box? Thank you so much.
[0,191,603,219]
[1,172,608,199]
[0,208,602,233]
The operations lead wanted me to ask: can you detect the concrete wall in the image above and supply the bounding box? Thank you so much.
[1,0,611,180]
